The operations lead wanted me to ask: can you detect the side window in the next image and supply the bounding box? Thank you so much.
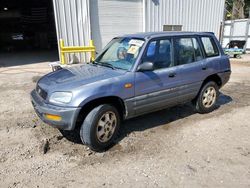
[174,37,203,65]
[201,37,219,57]
[144,39,173,69]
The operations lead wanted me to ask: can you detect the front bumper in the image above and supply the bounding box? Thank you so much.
[30,90,81,130]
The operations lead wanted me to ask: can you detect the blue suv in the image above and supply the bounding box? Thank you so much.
[31,32,231,151]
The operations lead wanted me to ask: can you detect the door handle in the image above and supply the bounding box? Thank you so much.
[168,73,176,78]
[202,67,207,70]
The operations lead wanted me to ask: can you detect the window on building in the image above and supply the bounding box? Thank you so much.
[163,25,182,31]
[143,38,173,69]
[174,37,203,65]
[201,37,219,57]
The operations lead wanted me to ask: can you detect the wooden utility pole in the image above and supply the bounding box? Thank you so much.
[232,0,245,19]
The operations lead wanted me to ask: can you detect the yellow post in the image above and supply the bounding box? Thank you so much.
[89,40,95,62]
[59,39,66,65]
[59,39,96,64]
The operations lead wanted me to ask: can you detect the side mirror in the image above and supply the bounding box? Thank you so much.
[137,62,154,71]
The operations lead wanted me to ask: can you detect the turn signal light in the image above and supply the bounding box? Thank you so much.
[44,114,62,121]
[124,83,133,88]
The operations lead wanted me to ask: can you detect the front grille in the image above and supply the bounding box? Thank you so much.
[36,85,48,100]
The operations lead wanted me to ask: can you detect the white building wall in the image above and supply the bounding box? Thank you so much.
[52,0,225,62]
[144,0,225,38]
[90,0,143,52]
[53,0,91,62]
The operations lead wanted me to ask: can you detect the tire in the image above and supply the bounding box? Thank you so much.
[80,104,120,152]
[236,54,241,59]
[195,81,219,114]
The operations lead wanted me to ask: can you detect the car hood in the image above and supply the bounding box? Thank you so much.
[38,64,126,91]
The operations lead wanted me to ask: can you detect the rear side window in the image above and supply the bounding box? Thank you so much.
[174,37,203,65]
[201,37,219,57]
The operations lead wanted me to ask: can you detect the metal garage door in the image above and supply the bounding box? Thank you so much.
[90,0,143,52]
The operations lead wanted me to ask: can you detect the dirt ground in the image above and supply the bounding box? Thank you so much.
[0,57,250,188]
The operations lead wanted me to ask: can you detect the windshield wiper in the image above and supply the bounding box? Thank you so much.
[93,61,116,70]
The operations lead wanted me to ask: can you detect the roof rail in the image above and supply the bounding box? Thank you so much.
[203,32,215,35]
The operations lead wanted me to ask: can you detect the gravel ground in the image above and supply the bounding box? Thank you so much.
[0,60,250,188]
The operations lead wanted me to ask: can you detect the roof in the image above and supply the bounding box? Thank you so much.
[121,31,215,39]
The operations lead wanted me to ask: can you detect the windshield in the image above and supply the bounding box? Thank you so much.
[95,37,145,71]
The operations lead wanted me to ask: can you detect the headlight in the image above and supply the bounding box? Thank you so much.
[49,92,72,104]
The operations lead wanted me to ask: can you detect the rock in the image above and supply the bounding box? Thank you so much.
[95,152,105,157]
[39,139,50,154]
[88,152,93,156]
[13,182,20,187]
[56,135,64,140]
[206,157,210,163]
[187,164,197,173]
[32,124,37,128]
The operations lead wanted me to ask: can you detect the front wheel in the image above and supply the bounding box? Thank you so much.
[80,104,120,152]
[195,81,219,114]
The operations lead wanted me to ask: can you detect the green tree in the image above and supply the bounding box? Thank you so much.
[225,0,250,19]
[244,0,250,17]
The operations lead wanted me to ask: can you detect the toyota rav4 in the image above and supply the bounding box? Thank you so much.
[31,32,231,151]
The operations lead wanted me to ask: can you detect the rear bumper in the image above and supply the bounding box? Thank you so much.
[30,90,81,130]
[218,70,231,87]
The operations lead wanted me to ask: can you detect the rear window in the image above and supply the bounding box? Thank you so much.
[201,37,219,57]
[174,37,203,65]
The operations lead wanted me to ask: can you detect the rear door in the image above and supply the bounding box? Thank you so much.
[200,36,222,77]
[173,36,206,100]
[134,37,183,115]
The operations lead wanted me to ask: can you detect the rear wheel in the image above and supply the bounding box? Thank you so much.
[80,104,120,152]
[195,81,219,114]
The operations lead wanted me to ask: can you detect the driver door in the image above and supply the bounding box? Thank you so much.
[134,38,183,115]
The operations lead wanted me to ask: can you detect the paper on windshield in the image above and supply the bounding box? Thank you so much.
[129,39,144,47]
[127,45,140,54]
